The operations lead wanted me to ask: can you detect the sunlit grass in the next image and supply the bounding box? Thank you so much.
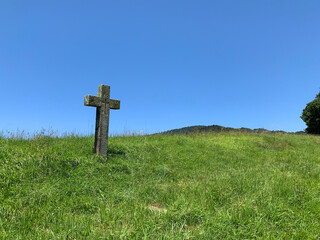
[0,132,319,239]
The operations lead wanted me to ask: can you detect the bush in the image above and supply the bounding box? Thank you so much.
[301,91,320,134]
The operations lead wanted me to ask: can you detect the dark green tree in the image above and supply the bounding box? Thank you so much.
[301,91,320,134]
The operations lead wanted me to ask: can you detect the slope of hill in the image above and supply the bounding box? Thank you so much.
[160,124,302,135]
[0,132,319,238]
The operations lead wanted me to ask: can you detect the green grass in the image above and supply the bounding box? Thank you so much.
[0,132,319,239]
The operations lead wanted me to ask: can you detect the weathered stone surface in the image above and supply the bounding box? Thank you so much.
[109,99,120,109]
[84,84,120,157]
[84,95,102,107]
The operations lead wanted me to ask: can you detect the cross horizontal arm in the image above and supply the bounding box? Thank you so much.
[85,95,120,109]
[109,99,120,109]
[84,95,102,107]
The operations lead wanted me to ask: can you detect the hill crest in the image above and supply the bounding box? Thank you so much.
[160,125,305,135]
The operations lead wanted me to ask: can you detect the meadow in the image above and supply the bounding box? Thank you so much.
[0,131,319,239]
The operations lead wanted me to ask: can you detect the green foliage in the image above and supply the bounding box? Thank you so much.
[301,91,320,134]
[161,124,288,135]
[0,132,320,239]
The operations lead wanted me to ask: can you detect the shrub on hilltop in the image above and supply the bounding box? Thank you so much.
[301,91,320,134]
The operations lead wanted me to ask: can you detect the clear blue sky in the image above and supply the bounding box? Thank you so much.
[1,0,319,135]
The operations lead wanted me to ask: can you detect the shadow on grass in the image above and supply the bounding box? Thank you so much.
[107,145,127,158]
[87,145,126,158]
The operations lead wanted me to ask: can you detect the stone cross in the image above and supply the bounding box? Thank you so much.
[84,84,120,157]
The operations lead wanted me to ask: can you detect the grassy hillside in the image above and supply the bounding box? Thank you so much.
[0,132,319,239]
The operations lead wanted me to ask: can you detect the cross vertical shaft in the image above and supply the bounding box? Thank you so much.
[94,85,110,156]
[84,84,120,157]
